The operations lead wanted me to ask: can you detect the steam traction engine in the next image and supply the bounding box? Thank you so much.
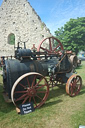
[0,37,82,109]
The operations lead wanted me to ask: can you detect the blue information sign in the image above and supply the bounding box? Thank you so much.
[19,102,35,115]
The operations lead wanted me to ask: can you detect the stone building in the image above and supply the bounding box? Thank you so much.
[0,0,52,56]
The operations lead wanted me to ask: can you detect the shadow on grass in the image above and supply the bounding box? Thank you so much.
[0,84,15,114]
[39,84,66,109]
[42,84,66,108]
[48,84,66,99]
[76,65,83,70]
[0,82,66,114]
[42,99,63,109]
[45,84,85,108]
[0,83,84,112]
[77,85,85,96]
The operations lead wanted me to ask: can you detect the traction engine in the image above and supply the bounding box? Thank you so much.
[0,37,82,109]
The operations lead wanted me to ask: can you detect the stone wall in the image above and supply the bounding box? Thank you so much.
[0,0,52,56]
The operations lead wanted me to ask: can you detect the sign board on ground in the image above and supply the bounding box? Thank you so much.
[19,102,35,115]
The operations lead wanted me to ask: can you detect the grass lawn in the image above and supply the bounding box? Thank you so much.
[0,61,85,128]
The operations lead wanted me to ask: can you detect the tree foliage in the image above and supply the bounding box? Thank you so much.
[55,17,85,54]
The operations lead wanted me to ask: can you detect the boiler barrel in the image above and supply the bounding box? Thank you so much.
[3,59,48,98]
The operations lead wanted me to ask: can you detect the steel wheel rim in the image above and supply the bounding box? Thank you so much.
[66,74,82,96]
[11,72,49,108]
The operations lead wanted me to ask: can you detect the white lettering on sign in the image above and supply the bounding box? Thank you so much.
[22,104,31,107]
[19,103,34,115]
[27,107,31,109]
[24,110,32,114]
[23,107,31,111]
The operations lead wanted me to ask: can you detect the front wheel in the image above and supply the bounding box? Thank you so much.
[66,74,82,96]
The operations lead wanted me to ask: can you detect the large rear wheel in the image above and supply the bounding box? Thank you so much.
[11,72,49,108]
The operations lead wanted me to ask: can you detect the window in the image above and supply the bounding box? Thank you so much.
[8,33,15,45]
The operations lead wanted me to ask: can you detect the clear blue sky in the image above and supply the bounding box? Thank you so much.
[0,0,85,35]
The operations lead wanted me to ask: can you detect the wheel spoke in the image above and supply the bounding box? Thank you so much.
[53,44,60,52]
[15,91,27,94]
[54,50,60,54]
[76,77,80,83]
[75,84,81,90]
[26,77,31,87]
[29,96,31,102]
[35,77,44,87]
[32,75,36,87]
[73,78,76,84]
[40,46,51,53]
[70,86,73,96]
[37,91,47,93]
[22,95,29,104]
[36,94,43,100]
[15,93,28,102]
[36,84,47,90]
[19,83,26,89]
[33,96,37,107]
[76,84,80,86]
[49,38,52,51]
